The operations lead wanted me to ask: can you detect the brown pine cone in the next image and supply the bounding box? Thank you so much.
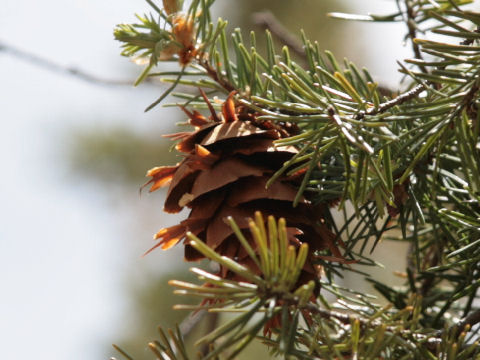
[144,91,341,285]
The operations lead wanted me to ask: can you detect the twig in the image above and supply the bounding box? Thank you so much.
[198,57,236,92]
[252,11,305,58]
[456,309,480,333]
[178,309,207,337]
[303,302,351,324]
[460,27,480,45]
[0,40,148,87]
[356,84,424,119]
[291,294,480,349]
[252,11,397,97]
[404,1,428,74]
[299,301,442,347]
[302,295,480,343]
[419,246,440,297]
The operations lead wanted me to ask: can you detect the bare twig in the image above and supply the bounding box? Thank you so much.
[198,57,235,92]
[460,28,480,45]
[355,84,424,120]
[457,309,480,333]
[404,1,427,74]
[252,11,396,97]
[252,11,305,58]
[0,40,149,87]
[178,309,207,337]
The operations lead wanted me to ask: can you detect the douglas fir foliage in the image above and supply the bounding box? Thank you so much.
[113,0,480,359]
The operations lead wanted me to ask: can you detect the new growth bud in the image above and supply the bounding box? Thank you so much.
[162,0,182,15]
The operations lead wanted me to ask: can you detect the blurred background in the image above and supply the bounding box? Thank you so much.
[0,1,412,359]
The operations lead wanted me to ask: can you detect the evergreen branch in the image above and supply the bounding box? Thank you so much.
[327,106,373,154]
[175,213,478,358]
[114,1,480,358]
[167,214,446,358]
[297,301,444,348]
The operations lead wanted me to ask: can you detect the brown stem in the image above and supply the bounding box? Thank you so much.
[356,84,424,120]
[405,1,428,74]
[419,247,441,297]
[0,40,147,87]
[198,57,236,93]
[252,11,396,97]
[456,309,480,333]
[460,26,480,46]
[252,11,305,58]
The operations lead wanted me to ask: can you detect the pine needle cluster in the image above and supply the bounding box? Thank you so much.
[112,0,480,358]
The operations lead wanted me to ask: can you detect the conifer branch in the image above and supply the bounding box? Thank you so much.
[113,1,480,358]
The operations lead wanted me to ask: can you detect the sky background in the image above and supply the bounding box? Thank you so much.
[0,1,413,359]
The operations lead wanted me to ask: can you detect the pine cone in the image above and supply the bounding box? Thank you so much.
[145,92,341,285]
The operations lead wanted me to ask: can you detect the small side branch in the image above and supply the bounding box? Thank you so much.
[404,1,427,73]
[198,57,236,93]
[252,11,305,58]
[304,299,480,344]
[179,309,206,336]
[457,309,480,333]
[0,40,144,87]
[460,26,480,46]
[362,84,425,118]
[300,301,442,348]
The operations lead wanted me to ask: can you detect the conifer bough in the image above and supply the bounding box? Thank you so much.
[114,0,480,358]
